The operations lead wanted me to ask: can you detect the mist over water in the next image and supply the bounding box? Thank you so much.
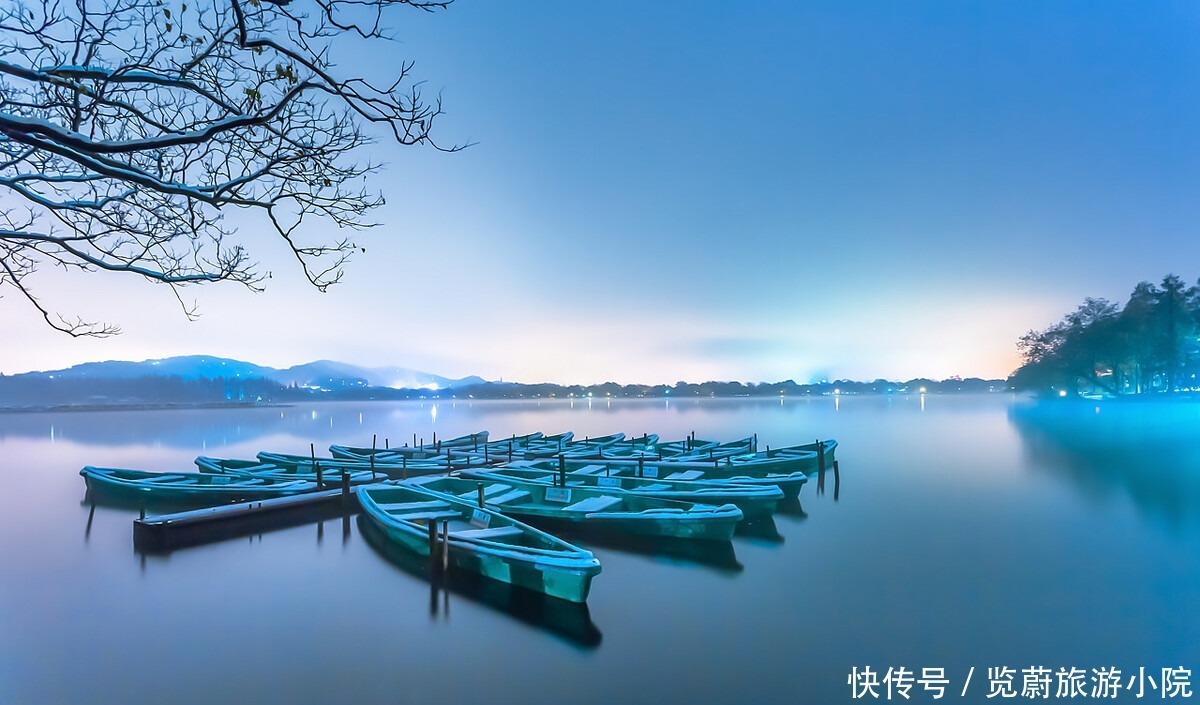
[2,394,1197,704]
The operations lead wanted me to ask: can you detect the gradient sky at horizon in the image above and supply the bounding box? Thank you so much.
[4,1,1200,383]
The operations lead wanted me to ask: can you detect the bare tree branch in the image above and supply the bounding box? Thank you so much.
[0,0,462,334]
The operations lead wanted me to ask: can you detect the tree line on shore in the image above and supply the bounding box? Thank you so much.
[1011,274,1200,396]
[0,374,1007,409]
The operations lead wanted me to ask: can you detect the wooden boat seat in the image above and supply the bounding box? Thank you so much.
[453,483,512,500]
[377,500,449,512]
[561,495,623,513]
[390,509,461,522]
[451,526,524,540]
[571,465,607,476]
[666,470,704,481]
[487,489,532,505]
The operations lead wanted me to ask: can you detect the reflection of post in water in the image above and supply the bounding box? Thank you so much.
[342,514,351,545]
[317,520,324,545]
[85,502,96,541]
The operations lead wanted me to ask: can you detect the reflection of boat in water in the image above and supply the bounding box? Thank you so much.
[561,528,744,575]
[733,515,784,544]
[773,496,809,520]
[357,516,602,649]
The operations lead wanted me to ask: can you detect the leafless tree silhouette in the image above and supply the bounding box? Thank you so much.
[0,0,460,335]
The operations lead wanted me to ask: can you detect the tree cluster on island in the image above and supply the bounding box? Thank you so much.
[1010,274,1200,397]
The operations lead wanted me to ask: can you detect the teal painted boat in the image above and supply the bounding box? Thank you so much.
[545,456,810,499]
[408,475,743,540]
[561,433,660,460]
[194,456,383,486]
[329,431,490,460]
[358,484,601,603]
[81,466,316,505]
[668,439,838,471]
[256,450,481,477]
[464,465,784,518]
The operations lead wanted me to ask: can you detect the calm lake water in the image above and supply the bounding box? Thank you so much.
[2,394,1199,704]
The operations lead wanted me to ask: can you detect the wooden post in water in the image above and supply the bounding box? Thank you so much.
[484,444,489,464]
[508,440,513,462]
[371,434,378,480]
[441,520,450,571]
[833,460,841,501]
[414,433,417,448]
[341,470,350,498]
[558,455,566,487]
[753,433,757,453]
[638,456,644,478]
[477,482,485,509]
[139,501,145,520]
[816,439,827,495]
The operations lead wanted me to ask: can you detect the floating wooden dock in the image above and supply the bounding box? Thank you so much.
[133,486,360,552]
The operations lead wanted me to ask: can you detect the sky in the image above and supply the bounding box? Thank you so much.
[3,1,1200,384]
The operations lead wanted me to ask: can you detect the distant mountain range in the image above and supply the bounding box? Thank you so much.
[7,355,487,390]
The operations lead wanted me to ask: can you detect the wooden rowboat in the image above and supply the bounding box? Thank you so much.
[464,466,783,518]
[408,475,743,541]
[358,483,601,603]
[80,466,316,505]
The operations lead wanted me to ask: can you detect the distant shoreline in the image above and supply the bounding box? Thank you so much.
[0,401,292,414]
[0,390,1019,414]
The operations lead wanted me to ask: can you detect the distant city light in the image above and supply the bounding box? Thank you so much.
[919,387,927,394]
[1059,389,1068,397]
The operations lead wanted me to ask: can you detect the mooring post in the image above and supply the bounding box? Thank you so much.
[413,433,417,448]
[370,453,376,481]
[433,431,437,447]
[385,438,389,450]
[817,440,827,494]
[441,520,450,571]
[341,470,350,499]
[833,459,841,501]
[316,462,323,490]
[139,501,145,521]
[402,455,408,481]
[638,456,644,478]
[508,439,513,462]
[484,444,489,464]
[753,433,757,453]
[477,482,485,509]
[558,455,566,487]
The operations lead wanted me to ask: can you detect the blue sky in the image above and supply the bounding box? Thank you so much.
[3,1,1200,383]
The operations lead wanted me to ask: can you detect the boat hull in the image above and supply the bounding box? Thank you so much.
[358,485,601,603]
